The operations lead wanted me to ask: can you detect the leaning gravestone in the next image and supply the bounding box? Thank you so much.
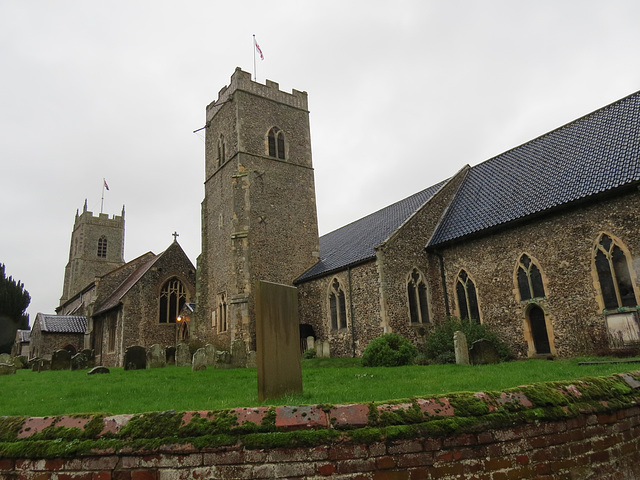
[51,349,72,370]
[124,345,146,370]
[192,348,207,371]
[176,343,191,367]
[204,344,216,366]
[469,338,500,365]
[147,344,166,369]
[454,331,470,365]
[0,353,11,364]
[71,352,88,370]
[0,363,16,375]
[255,280,303,402]
[231,339,248,368]
[166,346,176,365]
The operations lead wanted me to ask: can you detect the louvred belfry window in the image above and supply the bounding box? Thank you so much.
[97,236,107,258]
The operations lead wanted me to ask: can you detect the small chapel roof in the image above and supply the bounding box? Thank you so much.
[36,314,87,334]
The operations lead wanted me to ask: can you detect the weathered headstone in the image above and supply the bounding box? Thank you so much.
[0,353,11,364]
[147,344,166,369]
[124,345,146,370]
[176,343,191,367]
[255,280,302,402]
[166,346,176,365]
[71,352,88,370]
[0,363,16,375]
[87,366,110,375]
[454,331,470,365]
[215,350,232,369]
[14,356,28,369]
[246,351,257,368]
[204,344,216,366]
[316,341,325,358]
[192,348,207,371]
[51,349,72,370]
[322,340,331,358]
[31,358,50,372]
[81,349,95,369]
[231,339,248,368]
[469,338,500,365]
[306,336,315,351]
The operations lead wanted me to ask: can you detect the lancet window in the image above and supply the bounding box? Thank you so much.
[594,234,638,310]
[516,254,545,301]
[329,278,347,330]
[159,277,187,324]
[407,268,430,324]
[267,127,285,159]
[456,270,480,323]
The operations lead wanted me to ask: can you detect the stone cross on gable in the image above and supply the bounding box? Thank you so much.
[172,231,179,242]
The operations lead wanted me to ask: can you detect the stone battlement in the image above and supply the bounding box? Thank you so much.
[206,67,308,121]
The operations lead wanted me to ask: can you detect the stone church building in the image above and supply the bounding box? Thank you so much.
[193,68,640,359]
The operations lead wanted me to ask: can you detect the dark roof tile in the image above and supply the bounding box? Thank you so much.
[38,314,87,334]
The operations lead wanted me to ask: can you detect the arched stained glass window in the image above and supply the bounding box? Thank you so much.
[159,277,187,324]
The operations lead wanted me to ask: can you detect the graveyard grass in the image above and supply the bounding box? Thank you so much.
[2,357,640,417]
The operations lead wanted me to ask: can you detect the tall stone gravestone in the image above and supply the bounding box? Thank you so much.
[147,344,166,369]
[454,331,470,365]
[192,348,207,371]
[469,338,500,365]
[124,346,146,370]
[322,340,330,358]
[81,349,95,369]
[204,344,216,366]
[306,336,315,351]
[255,281,302,402]
[166,346,176,365]
[176,343,191,367]
[51,349,72,370]
[231,339,248,368]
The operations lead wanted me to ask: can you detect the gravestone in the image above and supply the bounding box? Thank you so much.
[322,340,331,358]
[87,366,110,375]
[454,331,470,365]
[255,280,302,402]
[124,346,146,370]
[246,351,257,368]
[51,349,72,370]
[204,344,216,366]
[316,341,325,358]
[81,349,95,369]
[231,339,248,367]
[71,352,88,370]
[176,343,191,367]
[215,350,232,369]
[31,358,50,372]
[166,346,176,365]
[306,336,315,351]
[147,344,166,369]
[0,363,16,375]
[469,338,500,365]
[192,348,207,371]
[14,356,28,369]
[0,353,11,364]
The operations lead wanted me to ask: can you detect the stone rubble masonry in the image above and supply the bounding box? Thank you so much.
[2,371,640,478]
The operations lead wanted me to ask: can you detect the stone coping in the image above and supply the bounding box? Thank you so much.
[1,371,639,458]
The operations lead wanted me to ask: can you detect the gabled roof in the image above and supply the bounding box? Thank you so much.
[16,330,30,343]
[36,314,87,334]
[295,181,446,283]
[428,90,640,246]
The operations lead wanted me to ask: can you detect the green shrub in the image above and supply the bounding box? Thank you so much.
[424,317,512,364]
[362,333,418,367]
[303,348,317,359]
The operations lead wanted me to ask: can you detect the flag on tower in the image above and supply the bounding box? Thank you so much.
[254,37,264,60]
[104,179,110,191]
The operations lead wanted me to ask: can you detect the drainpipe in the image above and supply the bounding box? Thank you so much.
[348,266,357,357]
[433,250,450,318]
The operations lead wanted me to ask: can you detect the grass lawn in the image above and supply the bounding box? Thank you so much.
[1,357,639,417]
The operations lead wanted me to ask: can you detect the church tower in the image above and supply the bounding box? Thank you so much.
[195,68,320,350]
[59,201,125,305]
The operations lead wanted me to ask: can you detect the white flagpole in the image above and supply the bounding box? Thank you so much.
[253,35,257,81]
[101,178,105,214]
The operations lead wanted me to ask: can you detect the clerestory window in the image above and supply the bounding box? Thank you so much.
[267,127,285,159]
[516,254,545,301]
[97,236,107,258]
[329,278,347,330]
[594,234,638,310]
[159,277,187,324]
[456,270,480,323]
[407,268,430,324]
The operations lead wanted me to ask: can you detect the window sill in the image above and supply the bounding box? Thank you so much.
[603,306,640,315]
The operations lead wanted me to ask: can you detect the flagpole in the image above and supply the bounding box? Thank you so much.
[253,35,257,81]
[101,178,105,214]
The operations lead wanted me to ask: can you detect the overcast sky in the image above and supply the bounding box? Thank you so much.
[2,1,640,321]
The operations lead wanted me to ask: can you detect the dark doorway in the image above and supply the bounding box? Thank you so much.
[529,305,551,354]
[299,324,315,353]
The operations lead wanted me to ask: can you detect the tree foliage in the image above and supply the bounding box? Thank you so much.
[0,263,30,353]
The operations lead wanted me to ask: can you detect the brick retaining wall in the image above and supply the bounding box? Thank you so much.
[2,371,640,479]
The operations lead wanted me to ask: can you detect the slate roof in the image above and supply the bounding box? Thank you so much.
[295,181,446,282]
[428,90,640,246]
[37,314,87,334]
[16,330,30,343]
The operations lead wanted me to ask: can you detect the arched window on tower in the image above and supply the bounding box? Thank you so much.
[217,135,226,168]
[217,292,228,333]
[594,233,638,310]
[407,268,430,324]
[159,277,187,324]
[97,236,107,258]
[516,254,546,301]
[456,270,480,323]
[329,278,347,330]
[267,127,285,160]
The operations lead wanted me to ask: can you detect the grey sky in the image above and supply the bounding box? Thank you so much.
[2,1,640,320]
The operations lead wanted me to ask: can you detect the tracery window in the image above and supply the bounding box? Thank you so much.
[159,277,187,324]
[516,254,545,301]
[407,268,429,324]
[594,234,638,310]
[456,270,480,323]
[217,292,228,333]
[97,236,107,258]
[217,135,226,168]
[329,278,347,330]
[267,127,285,159]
